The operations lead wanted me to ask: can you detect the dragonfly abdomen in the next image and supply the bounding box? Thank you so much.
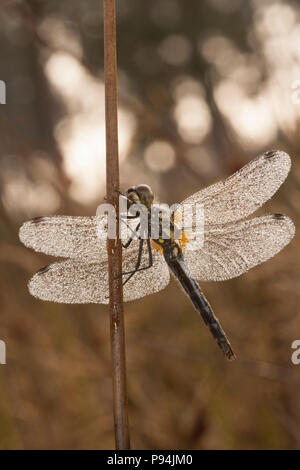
[163,243,235,361]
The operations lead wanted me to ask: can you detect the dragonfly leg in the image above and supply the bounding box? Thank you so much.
[118,216,141,248]
[129,238,153,274]
[120,238,144,286]
[113,237,153,285]
[122,238,153,287]
[122,222,141,248]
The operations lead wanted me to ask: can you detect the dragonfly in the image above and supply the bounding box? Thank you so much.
[19,149,295,360]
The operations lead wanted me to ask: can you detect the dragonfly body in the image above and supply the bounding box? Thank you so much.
[162,241,235,359]
[124,186,235,359]
[19,150,295,360]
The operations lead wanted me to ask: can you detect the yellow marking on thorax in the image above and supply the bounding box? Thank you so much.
[179,229,189,251]
[151,229,190,254]
[151,240,164,254]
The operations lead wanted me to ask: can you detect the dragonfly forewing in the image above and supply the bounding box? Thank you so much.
[19,216,108,260]
[175,150,291,226]
[19,215,141,260]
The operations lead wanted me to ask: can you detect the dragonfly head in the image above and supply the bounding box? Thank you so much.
[125,184,154,209]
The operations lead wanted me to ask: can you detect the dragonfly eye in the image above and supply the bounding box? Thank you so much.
[135,184,154,208]
[126,187,136,194]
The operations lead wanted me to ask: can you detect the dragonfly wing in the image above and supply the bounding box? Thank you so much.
[19,215,141,260]
[28,247,169,303]
[176,150,291,225]
[19,216,108,260]
[184,214,295,281]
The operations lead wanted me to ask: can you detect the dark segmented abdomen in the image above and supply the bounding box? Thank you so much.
[163,243,235,360]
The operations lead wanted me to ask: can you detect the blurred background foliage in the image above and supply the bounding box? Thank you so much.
[0,0,299,449]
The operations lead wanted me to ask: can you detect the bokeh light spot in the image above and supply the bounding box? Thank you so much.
[174,94,212,144]
[158,35,192,66]
[144,140,176,173]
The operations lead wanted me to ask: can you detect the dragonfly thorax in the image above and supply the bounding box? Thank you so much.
[150,207,175,242]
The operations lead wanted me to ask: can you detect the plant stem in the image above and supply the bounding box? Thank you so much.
[103,0,130,450]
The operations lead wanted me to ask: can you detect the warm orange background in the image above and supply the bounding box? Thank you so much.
[0,0,299,449]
